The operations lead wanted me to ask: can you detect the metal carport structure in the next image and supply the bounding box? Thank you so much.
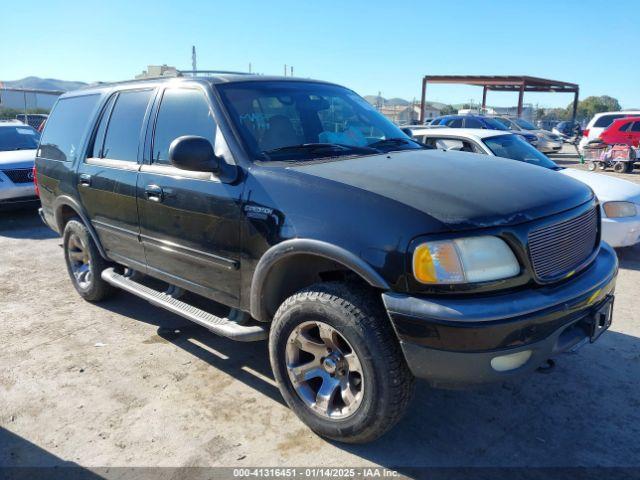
[419,75,579,124]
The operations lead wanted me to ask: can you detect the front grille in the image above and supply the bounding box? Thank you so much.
[528,207,598,281]
[2,168,33,184]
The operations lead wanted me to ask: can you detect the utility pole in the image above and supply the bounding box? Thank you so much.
[191,46,197,75]
[290,66,293,77]
[249,62,252,73]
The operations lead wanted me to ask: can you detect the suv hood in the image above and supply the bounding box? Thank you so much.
[290,149,593,231]
[0,149,37,168]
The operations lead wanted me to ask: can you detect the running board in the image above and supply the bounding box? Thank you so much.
[101,268,267,342]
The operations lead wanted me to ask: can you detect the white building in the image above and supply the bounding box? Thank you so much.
[135,65,178,79]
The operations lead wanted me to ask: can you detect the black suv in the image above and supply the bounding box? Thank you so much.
[35,74,618,443]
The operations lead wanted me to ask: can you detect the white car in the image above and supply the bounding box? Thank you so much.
[579,110,640,152]
[409,127,640,248]
[0,120,40,210]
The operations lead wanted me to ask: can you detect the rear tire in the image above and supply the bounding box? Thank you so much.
[63,218,116,302]
[587,161,597,171]
[269,282,415,443]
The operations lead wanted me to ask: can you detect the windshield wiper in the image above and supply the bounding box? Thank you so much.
[262,143,378,158]
[368,137,424,149]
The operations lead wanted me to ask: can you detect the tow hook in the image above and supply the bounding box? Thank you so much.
[536,358,556,374]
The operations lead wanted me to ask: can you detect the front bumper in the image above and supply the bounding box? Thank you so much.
[383,243,618,388]
[602,216,640,248]
[0,179,37,210]
[536,138,563,153]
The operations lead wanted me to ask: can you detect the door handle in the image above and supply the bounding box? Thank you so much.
[78,173,91,187]
[145,184,164,202]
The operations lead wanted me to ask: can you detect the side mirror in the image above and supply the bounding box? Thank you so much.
[401,127,414,137]
[169,136,220,173]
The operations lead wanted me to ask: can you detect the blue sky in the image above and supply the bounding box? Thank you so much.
[3,0,639,108]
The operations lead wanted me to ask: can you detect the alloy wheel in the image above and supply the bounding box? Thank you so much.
[285,321,364,419]
[67,233,92,289]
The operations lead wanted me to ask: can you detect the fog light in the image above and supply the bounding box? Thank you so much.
[490,350,532,372]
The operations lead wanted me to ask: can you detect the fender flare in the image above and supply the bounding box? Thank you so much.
[249,238,390,322]
[53,195,109,260]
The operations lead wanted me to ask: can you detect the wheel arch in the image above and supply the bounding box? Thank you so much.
[53,196,109,260]
[249,239,390,323]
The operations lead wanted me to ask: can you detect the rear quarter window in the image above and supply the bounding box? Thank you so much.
[38,94,100,162]
[593,114,626,128]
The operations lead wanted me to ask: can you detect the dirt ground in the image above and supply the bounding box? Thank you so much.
[1,150,640,476]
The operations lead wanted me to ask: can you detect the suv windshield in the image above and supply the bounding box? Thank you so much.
[0,125,40,151]
[217,81,423,161]
[514,118,537,130]
[483,134,560,170]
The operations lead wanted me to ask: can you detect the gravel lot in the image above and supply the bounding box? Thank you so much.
[1,151,640,475]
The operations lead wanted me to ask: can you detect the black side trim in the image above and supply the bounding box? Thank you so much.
[92,219,139,240]
[250,238,390,322]
[140,234,239,270]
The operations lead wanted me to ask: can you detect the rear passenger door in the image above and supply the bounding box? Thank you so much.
[137,86,244,307]
[77,88,155,270]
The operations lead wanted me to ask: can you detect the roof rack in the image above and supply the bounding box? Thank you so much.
[177,70,253,77]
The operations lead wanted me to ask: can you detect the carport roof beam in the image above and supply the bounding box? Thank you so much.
[419,75,579,123]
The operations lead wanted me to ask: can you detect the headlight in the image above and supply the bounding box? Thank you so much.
[603,201,638,218]
[412,236,520,284]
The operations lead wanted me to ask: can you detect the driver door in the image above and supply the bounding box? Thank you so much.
[137,86,244,307]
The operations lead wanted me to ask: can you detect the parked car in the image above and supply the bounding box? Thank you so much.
[599,116,640,148]
[579,111,640,152]
[0,120,40,210]
[491,116,563,153]
[408,126,640,247]
[36,75,617,443]
[553,120,581,141]
[15,113,48,130]
[430,114,538,146]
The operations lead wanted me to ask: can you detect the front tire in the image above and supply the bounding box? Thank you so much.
[269,282,414,443]
[63,218,116,302]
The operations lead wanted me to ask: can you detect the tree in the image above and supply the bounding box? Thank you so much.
[567,95,621,121]
[439,105,456,115]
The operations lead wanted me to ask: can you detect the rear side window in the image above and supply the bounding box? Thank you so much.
[619,122,631,132]
[631,122,640,132]
[152,88,216,164]
[89,94,117,158]
[102,89,153,161]
[39,94,100,161]
[444,118,463,128]
[593,114,625,128]
[464,117,483,128]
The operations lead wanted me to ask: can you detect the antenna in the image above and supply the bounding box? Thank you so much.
[192,46,197,73]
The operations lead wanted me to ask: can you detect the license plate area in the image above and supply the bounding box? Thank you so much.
[590,296,614,343]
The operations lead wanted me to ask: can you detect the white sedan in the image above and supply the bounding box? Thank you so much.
[408,127,640,248]
[0,120,40,210]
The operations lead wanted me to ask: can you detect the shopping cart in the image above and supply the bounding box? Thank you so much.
[583,143,637,173]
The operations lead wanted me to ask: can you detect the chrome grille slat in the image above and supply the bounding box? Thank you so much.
[528,207,598,281]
